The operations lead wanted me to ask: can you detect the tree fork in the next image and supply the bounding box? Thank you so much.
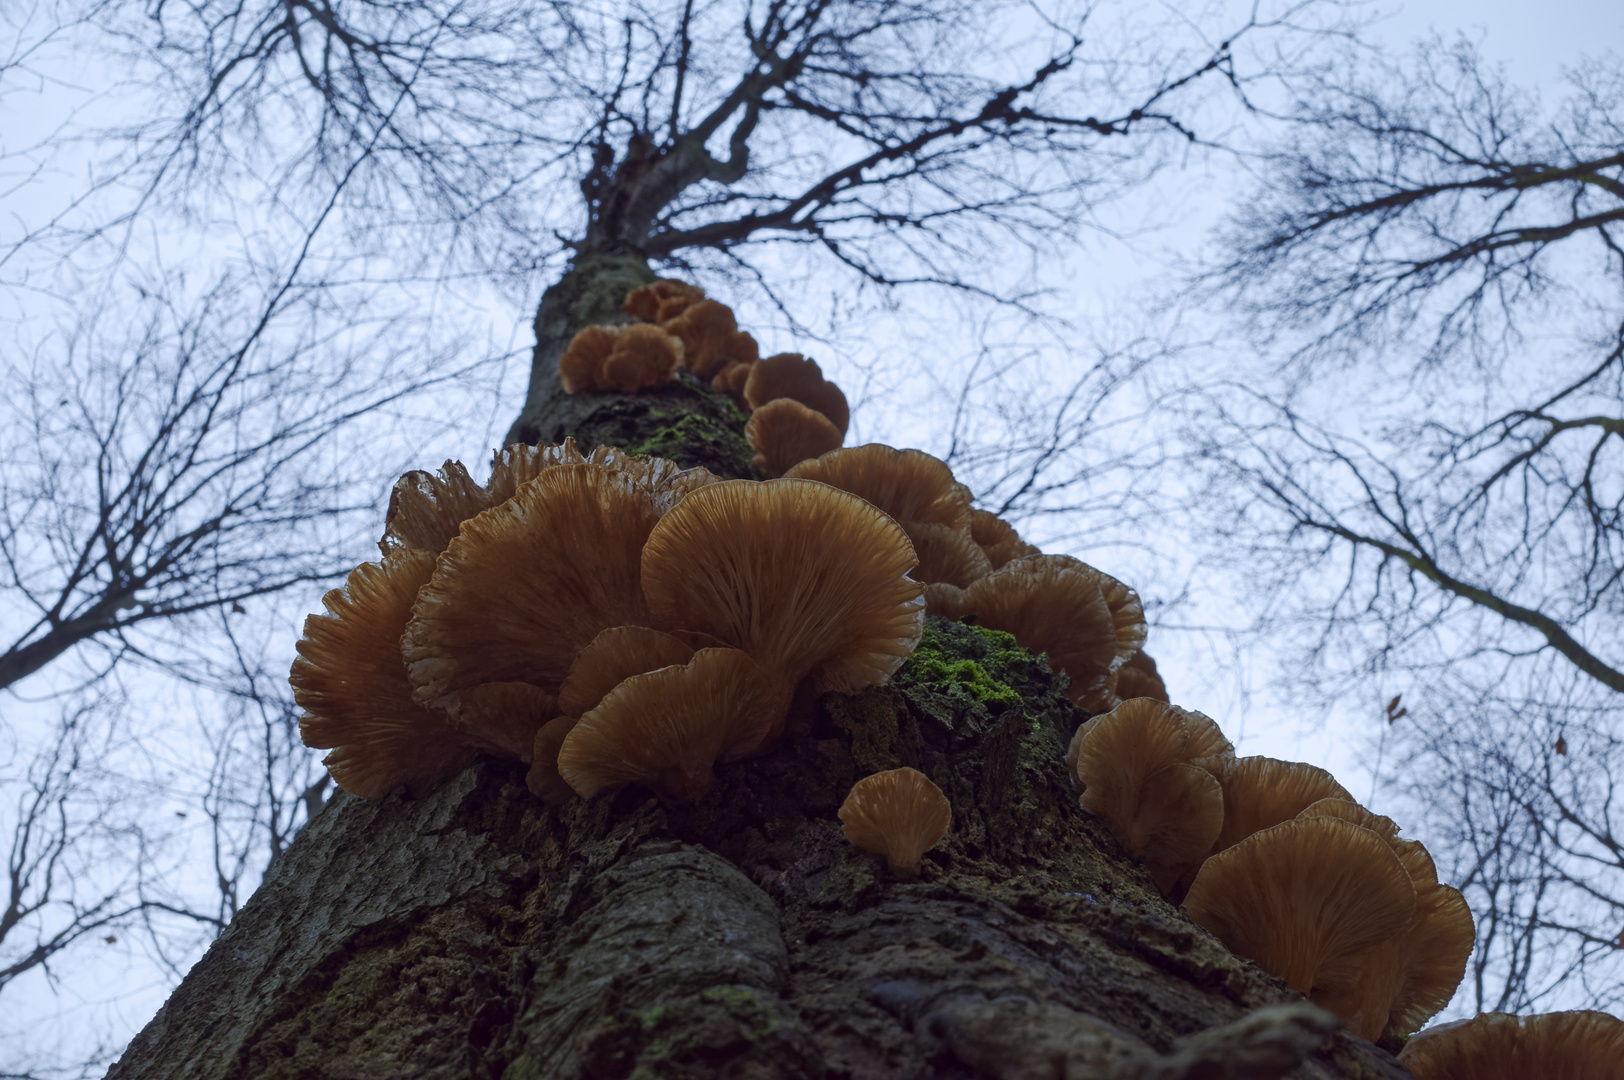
[109,266,1417,1080]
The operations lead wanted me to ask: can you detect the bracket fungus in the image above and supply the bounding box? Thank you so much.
[786,444,972,534]
[931,554,1146,713]
[839,766,952,874]
[624,278,705,323]
[641,477,926,695]
[1182,815,1422,1042]
[556,647,787,802]
[660,299,757,378]
[969,508,1041,569]
[1113,650,1169,703]
[559,323,684,393]
[742,352,850,435]
[1203,757,1353,859]
[744,397,844,477]
[291,551,476,799]
[1398,1010,1624,1080]
[1066,699,1233,895]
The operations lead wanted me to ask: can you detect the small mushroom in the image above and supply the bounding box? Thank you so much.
[744,398,844,477]
[559,325,619,393]
[839,766,952,874]
[785,444,972,533]
[641,477,926,696]
[556,647,788,801]
[484,439,591,506]
[1182,816,1419,1041]
[1398,1010,1624,1079]
[526,715,581,804]
[1066,699,1233,894]
[742,352,851,435]
[969,508,1041,568]
[711,359,754,406]
[556,625,697,717]
[624,278,705,323]
[292,551,476,798]
[935,554,1146,713]
[1113,650,1169,703]
[907,520,995,587]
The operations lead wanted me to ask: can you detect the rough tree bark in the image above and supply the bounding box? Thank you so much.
[107,255,1419,1080]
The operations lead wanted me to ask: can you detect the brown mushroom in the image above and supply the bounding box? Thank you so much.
[939,554,1146,713]
[555,647,788,801]
[839,766,952,874]
[624,278,705,323]
[744,398,844,476]
[402,463,664,711]
[1113,650,1169,703]
[1398,1010,1624,1079]
[711,359,754,406]
[446,681,557,760]
[378,459,495,556]
[1204,757,1353,858]
[661,299,746,378]
[1066,699,1233,894]
[969,508,1041,568]
[784,444,972,534]
[1294,798,1475,1038]
[1182,816,1419,1041]
[292,551,475,799]
[640,477,925,695]
[907,520,995,587]
[742,353,851,435]
[556,625,697,717]
[525,715,581,805]
[483,439,591,506]
[559,325,618,393]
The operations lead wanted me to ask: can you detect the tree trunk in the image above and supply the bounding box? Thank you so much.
[107,258,1418,1080]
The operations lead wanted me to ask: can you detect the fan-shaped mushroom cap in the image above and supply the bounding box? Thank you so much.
[484,439,591,506]
[1066,699,1233,893]
[293,552,475,799]
[559,325,619,394]
[556,647,787,801]
[948,554,1146,712]
[526,715,580,805]
[402,464,663,709]
[641,478,925,693]
[785,444,972,533]
[378,460,492,556]
[969,508,1041,568]
[839,766,952,874]
[1292,798,1473,1038]
[742,353,851,435]
[624,278,705,323]
[907,520,995,587]
[556,626,697,717]
[1205,757,1353,857]
[447,681,557,760]
[661,299,745,378]
[744,398,844,477]
[1183,816,1419,1041]
[601,323,684,392]
[711,359,754,406]
[1113,650,1169,703]
[1398,1010,1624,1080]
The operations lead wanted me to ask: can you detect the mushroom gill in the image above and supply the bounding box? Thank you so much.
[1398,1010,1624,1080]
[1182,815,1419,1042]
[1066,698,1233,895]
[969,508,1040,569]
[292,551,475,799]
[839,766,952,874]
[556,647,787,802]
[785,444,972,533]
[624,278,705,323]
[1205,757,1353,858]
[743,352,850,435]
[640,477,925,696]
[744,398,844,477]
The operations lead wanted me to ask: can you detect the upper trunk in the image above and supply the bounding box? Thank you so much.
[107,262,1418,1080]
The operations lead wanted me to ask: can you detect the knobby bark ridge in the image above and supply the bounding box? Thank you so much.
[109,257,1419,1080]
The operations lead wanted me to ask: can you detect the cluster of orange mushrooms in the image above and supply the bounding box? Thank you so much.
[289,279,1619,1075]
[561,279,849,475]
